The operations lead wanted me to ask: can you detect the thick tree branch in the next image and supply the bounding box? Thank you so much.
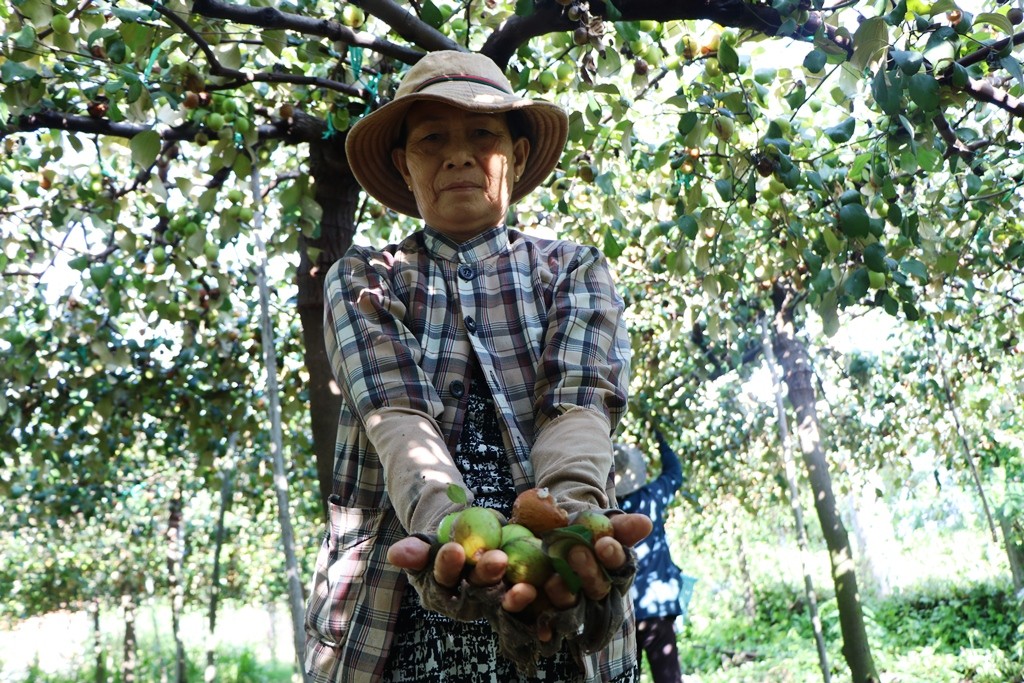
[351,0,462,53]
[144,0,368,98]
[957,29,1024,70]
[3,109,326,145]
[482,0,836,69]
[190,0,434,63]
[963,75,1024,117]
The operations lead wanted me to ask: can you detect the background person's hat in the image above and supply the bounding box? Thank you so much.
[344,50,569,218]
[613,443,647,499]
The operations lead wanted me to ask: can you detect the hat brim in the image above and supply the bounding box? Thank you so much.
[345,90,568,218]
[614,444,647,499]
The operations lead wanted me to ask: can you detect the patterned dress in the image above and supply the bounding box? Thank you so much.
[382,366,638,683]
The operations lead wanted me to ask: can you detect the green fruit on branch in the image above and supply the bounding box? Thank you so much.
[51,13,71,34]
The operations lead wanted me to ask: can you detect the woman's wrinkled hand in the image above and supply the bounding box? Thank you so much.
[387,537,509,588]
[387,512,652,643]
[537,513,650,605]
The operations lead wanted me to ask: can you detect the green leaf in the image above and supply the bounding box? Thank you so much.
[923,27,958,73]
[908,73,940,112]
[803,49,827,74]
[89,264,112,288]
[603,226,625,259]
[811,266,835,290]
[446,483,468,505]
[1000,56,1024,89]
[851,18,889,74]
[15,25,37,49]
[881,291,899,315]
[614,22,641,43]
[677,111,698,136]
[871,69,902,116]
[891,50,924,75]
[900,258,928,282]
[678,215,698,240]
[916,146,940,172]
[549,556,583,594]
[718,41,739,74]
[715,179,734,201]
[1,60,38,82]
[824,117,856,143]
[130,130,161,168]
[820,291,840,336]
[863,243,888,272]
[845,267,870,299]
[263,30,286,57]
[974,11,1014,35]
[421,0,445,27]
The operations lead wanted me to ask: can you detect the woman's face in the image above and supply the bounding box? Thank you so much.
[392,101,530,242]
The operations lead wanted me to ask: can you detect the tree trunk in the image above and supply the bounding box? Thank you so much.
[1000,511,1024,595]
[206,434,238,681]
[121,592,138,683]
[726,499,757,620]
[771,283,879,683]
[761,316,831,683]
[302,137,359,520]
[90,600,105,683]
[251,165,314,682]
[166,488,187,683]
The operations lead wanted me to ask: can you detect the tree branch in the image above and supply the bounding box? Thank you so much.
[3,109,327,145]
[351,0,462,54]
[482,0,839,69]
[144,0,368,98]
[190,0,433,63]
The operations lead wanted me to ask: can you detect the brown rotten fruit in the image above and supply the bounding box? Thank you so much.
[509,487,569,535]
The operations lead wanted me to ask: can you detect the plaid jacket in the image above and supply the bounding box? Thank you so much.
[304,225,633,682]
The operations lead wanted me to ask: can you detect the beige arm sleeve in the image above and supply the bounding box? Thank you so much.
[365,406,471,535]
[530,407,613,516]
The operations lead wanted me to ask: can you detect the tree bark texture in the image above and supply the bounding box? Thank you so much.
[1000,511,1024,596]
[303,135,358,520]
[90,600,105,683]
[121,592,138,683]
[207,436,237,679]
[761,316,831,683]
[771,283,879,683]
[166,490,187,683]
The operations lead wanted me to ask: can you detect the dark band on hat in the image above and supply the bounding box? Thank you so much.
[413,74,512,95]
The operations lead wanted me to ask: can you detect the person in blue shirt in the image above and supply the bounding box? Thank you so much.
[613,430,686,683]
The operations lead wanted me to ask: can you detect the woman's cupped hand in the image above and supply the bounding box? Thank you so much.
[387,512,652,642]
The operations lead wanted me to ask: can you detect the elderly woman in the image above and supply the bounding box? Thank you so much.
[303,50,650,683]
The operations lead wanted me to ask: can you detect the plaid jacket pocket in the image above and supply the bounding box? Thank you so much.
[305,501,381,649]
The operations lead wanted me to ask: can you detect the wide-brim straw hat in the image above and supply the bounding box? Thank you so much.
[345,50,569,218]
[613,443,647,499]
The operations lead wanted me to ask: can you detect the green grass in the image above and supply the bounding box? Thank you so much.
[10,646,295,683]
[661,506,1024,683]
